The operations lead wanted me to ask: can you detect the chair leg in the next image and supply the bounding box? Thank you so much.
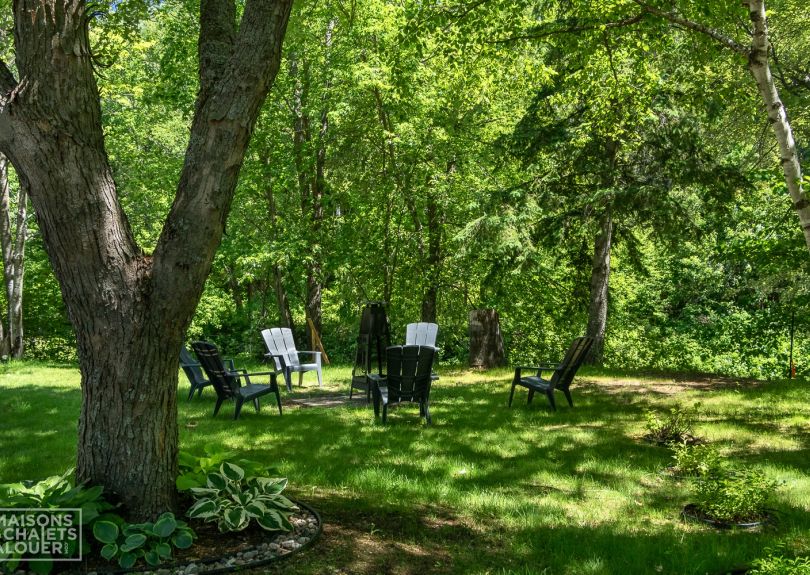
[382,404,388,424]
[197,387,204,398]
[317,368,322,387]
[423,401,431,425]
[284,370,292,392]
[546,390,557,411]
[372,385,380,418]
[213,397,225,417]
[253,397,261,413]
[274,386,283,415]
[187,386,195,401]
[508,382,517,407]
[527,389,535,404]
[298,371,304,387]
[562,389,574,407]
[234,398,245,420]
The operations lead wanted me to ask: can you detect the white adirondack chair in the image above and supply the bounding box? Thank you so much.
[405,322,439,348]
[261,327,323,392]
[405,322,439,380]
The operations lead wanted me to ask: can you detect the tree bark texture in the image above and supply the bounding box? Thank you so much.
[469,309,505,368]
[0,0,292,518]
[585,210,612,365]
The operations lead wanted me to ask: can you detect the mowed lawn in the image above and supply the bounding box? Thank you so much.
[0,362,808,574]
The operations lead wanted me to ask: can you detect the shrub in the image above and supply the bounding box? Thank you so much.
[692,468,778,523]
[187,462,297,532]
[670,441,724,477]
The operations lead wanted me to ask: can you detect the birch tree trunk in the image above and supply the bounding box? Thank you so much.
[636,0,810,252]
[0,0,292,518]
[747,0,810,252]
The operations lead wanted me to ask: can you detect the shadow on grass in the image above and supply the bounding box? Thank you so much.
[0,369,807,574]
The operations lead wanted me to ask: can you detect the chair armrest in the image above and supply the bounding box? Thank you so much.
[296,351,322,366]
[224,358,235,371]
[367,374,386,384]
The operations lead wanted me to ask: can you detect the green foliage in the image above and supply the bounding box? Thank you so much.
[92,512,195,568]
[176,446,277,492]
[669,441,723,477]
[0,469,115,573]
[692,468,779,524]
[643,404,699,444]
[750,544,810,575]
[187,463,297,533]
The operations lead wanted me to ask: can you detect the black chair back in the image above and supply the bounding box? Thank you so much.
[180,346,207,386]
[191,341,240,400]
[550,337,594,390]
[386,345,435,404]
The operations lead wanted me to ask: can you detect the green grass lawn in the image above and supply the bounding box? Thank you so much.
[0,362,808,574]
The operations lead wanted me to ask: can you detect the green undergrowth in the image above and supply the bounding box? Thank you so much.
[0,362,808,574]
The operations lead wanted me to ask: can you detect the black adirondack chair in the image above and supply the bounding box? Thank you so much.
[369,345,436,425]
[191,341,283,420]
[508,337,594,411]
[180,346,235,400]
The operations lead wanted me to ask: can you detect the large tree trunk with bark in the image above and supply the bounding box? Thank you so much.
[469,309,505,368]
[585,210,612,365]
[0,0,292,518]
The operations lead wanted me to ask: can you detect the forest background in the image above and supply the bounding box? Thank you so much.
[2,0,809,380]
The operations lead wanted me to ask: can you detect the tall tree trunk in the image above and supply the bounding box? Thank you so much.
[420,192,442,323]
[0,0,293,518]
[747,0,810,252]
[0,155,10,357]
[637,0,810,252]
[263,181,293,329]
[586,210,612,365]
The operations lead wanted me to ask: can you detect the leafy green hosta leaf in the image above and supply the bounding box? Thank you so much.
[187,498,219,519]
[176,473,205,492]
[189,487,219,497]
[221,462,245,482]
[245,500,268,518]
[153,513,177,537]
[222,508,249,532]
[120,533,147,552]
[100,543,118,561]
[172,530,194,549]
[269,494,297,511]
[93,521,120,544]
[225,480,242,499]
[256,512,282,531]
[119,552,138,569]
[252,477,287,495]
[155,542,172,559]
[144,549,161,566]
[206,472,228,491]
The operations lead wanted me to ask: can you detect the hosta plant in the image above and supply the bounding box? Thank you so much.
[0,469,116,574]
[176,447,277,492]
[92,512,195,568]
[187,462,297,532]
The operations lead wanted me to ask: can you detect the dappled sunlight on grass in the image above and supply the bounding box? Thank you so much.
[0,362,808,573]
